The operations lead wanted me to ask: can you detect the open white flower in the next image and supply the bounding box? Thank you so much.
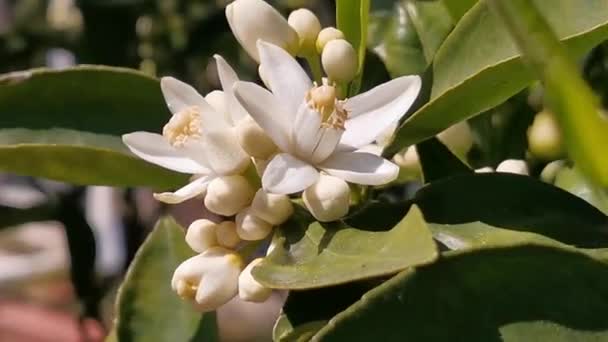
[234,41,421,195]
[122,56,250,204]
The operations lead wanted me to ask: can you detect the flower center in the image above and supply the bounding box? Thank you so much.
[175,279,198,300]
[162,106,202,147]
[305,85,348,130]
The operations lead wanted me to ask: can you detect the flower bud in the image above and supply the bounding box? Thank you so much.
[475,166,494,173]
[321,39,358,83]
[437,121,474,157]
[540,160,566,183]
[226,0,299,62]
[171,247,243,312]
[205,90,230,123]
[287,8,321,56]
[216,221,241,248]
[302,174,350,222]
[204,175,255,216]
[392,146,421,179]
[185,219,218,253]
[236,207,273,240]
[250,189,294,225]
[236,116,277,159]
[316,27,344,53]
[496,159,529,175]
[527,111,563,161]
[238,258,272,302]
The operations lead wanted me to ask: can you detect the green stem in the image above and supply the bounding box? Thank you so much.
[305,54,323,85]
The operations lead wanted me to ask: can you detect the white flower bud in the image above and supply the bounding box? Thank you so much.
[236,207,273,241]
[226,0,299,62]
[204,175,255,216]
[302,174,350,222]
[250,189,294,225]
[185,219,218,253]
[437,121,473,157]
[527,111,563,161]
[216,221,241,248]
[238,258,272,302]
[171,247,243,312]
[496,159,529,175]
[475,166,495,173]
[236,116,277,159]
[287,8,321,55]
[392,146,421,178]
[316,27,344,53]
[321,39,358,83]
[540,160,566,183]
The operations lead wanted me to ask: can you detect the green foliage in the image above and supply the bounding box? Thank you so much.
[415,137,471,183]
[387,0,608,156]
[114,217,218,342]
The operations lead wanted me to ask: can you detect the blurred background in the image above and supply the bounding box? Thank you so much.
[1,0,608,341]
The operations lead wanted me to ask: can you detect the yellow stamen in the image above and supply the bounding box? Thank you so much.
[162,106,202,147]
[176,279,198,300]
[305,85,348,130]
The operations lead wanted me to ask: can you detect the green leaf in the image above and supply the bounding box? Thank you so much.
[368,0,453,76]
[0,128,188,188]
[387,0,608,156]
[554,166,608,215]
[441,0,478,21]
[279,321,326,342]
[0,66,188,188]
[487,0,608,187]
[337,0,370,95]
[415,137,471,183]
[414,173,608,248]
[252,205,438,289]
[314,245,608,341]
[114,217,218,342]
[0,203,55,231]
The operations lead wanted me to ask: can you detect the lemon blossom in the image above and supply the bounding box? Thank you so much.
[122,56,250,204]
[233,41,421,195]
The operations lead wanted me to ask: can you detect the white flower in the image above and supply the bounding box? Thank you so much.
[171,247,243,312]
[287,8,321,55]
[238,258,272,302]
[250,189,293,225]
[496,159,529,175]
[303,174,350,222]
[216,221,241,248]
[322,39,358,83]
[236,207,273,241]
[226,0,298,62]
[185,219,218,253]
[122,56,250,204]
[316,27,345,53]
[233,41,421,195]
[204,175,255,216]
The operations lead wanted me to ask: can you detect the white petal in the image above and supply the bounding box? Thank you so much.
[234,81,292,152]
[320,151,399,185]
[340,75,422,149]
[161,77,229,131]
[153,175,211,204]
[293,103,322,160]
[122,132,210,174]
[257,41,312,114]
[262,153,319,194]
[196,129,250,175]
[311,127,343,164]
[214,55,248,123]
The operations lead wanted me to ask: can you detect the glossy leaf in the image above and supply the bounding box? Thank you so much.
[0,128,188,188]
[252,205,438,289]
[488,0,608,186]
[114,217,218,342]
[554,166,608,215]
[314,245,608,341]
[415,137,471,183]
[387,0,608,155]
[441,0,477,21]
[414,173,608,248]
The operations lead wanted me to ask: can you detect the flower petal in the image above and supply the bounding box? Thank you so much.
[233,81,292,152]
[340,75,421,149]
[293,103,322,160]
[122,132,210,174]
[214,55,248,124]
[197,129,250,175]
[153,175,212,204]
[311,127,343,164]
[257,41,312,114]
[161,77,229,131]
[320,151,399,185]
[262,153,319,194]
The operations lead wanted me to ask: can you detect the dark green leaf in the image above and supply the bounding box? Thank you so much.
[114,217,218,342]
[314,245,608,341]
[388,0,608,155]
[415,137,471,183]
[554,166,608,215]
[441,0,478,21]
[252,205,438,289]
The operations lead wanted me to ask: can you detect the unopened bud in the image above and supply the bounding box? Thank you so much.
[302,174,350,222]
[527,111,563,161]
[236,207,273,240]
[226,0,299,62]
[540,160,566,183]
[316,27,344,53]
[475,166,494,173]
[250,189,294,225]
[236,116,277,159]
[185,219,218,253]
[288,8,321,55]
[496,159,529,175]
[321,39,358,83]
[392,146,421,179]
[216,221,241,248]
[238,258,272,302]
[205,175,255,216]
